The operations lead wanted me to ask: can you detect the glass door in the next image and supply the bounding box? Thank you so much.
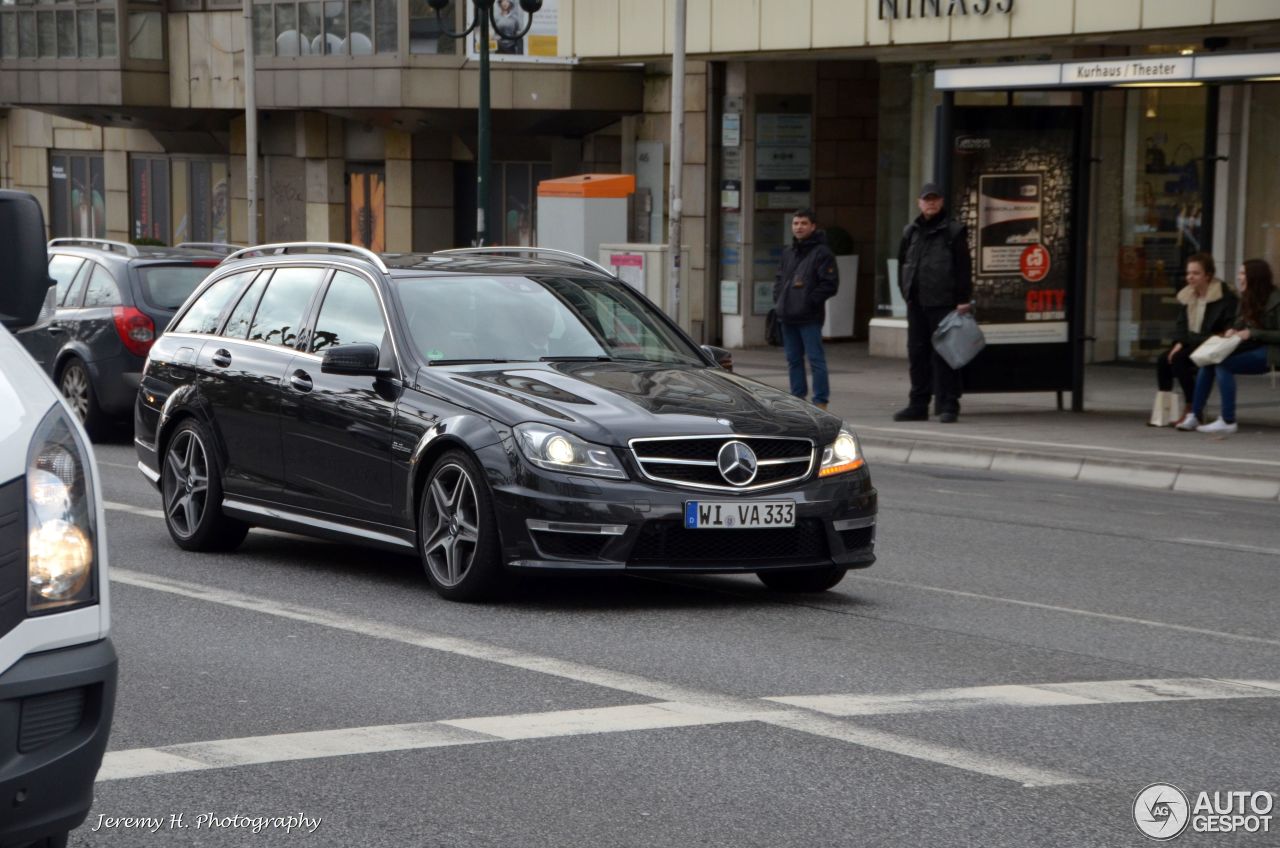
[1115,86,1208,362]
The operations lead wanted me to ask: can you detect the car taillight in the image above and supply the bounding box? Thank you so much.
[112,306,156,357]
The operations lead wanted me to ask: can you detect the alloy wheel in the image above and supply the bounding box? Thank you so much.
[60,364,90,422]
[422,463,481,587]
[163,429,211,539]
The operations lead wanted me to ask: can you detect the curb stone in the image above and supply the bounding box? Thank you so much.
[859,436,1280,502]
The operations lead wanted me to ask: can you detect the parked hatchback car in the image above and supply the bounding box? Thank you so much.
[135,244,877,601]
[20,239,224,437]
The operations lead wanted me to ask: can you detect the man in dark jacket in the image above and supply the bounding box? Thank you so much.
[773,209,839,408]
[894,183,973,423]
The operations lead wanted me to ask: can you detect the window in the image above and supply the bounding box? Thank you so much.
[253,0,398,56]
[131,156,170,244]
[222,274,268,339]
[62,261,93,308]
[0,1,117,59]
[311,271,385,352]
[49,153,106,239]
[247,267,324,347]
[171,272,252,335]
[130,155,229,246]
[409,0,455,54]
[136,265,217,310]
[127,10,163,59]
[48,255,85,304]
[82,264,122,308]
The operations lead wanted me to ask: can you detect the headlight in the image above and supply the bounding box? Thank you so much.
[818,424,864,478]
[514,423,627,480]
[27,405,98,614]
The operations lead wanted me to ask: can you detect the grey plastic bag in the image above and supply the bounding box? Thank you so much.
[931,309,986,369]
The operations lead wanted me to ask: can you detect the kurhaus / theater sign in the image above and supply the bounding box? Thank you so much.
[879,0,1014,19]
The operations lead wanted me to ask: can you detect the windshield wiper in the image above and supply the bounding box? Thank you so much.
[427,358,512,366]
[539,355,613,362]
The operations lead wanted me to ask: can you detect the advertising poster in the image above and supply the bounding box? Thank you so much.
[951,106,1080,393]
[469,0,563,60]
[952,112,1076,344]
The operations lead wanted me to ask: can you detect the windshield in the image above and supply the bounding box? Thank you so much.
[137,264,218,310]
[395,275,704,366]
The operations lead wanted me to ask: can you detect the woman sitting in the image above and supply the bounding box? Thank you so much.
[1158,253,1236,427]
[1177,258,1280,434]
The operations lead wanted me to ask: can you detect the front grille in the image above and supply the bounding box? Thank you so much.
[629,435,814,493]
[530,531,611,561]
[0,476,24,642]
[19,687,87,752]
[629,518,828,565]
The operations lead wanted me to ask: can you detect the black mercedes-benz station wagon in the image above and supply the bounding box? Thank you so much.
[135,243,876,601]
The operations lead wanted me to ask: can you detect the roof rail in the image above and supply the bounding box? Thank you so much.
[175,242,245,255]
[223,242,389,273]
[47,237,139,257]
[434,246,613,277]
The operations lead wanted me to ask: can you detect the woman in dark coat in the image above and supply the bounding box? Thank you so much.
[1158,253,1237,426]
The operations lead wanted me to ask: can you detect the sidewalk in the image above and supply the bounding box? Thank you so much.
[731,343,1280,502]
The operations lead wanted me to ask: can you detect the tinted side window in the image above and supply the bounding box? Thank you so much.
[82,264,122,307]
[311,271,386,353]
[170,272,253,335]
[63,260,94,308]
[222,274,268,340]
[48,255,84,304]
[248,267,325,348]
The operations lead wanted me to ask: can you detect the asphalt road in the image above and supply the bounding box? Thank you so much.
[74,431,1280,847]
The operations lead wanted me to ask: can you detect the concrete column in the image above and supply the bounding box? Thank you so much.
[384,129,413,252]
[411,130,454,252]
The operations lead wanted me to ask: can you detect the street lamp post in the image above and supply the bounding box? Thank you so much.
[431,0,543,246]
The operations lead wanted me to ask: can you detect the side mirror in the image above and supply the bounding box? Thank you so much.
[0,191,54,331]
[701,344,733,371]
[320,343,382,376]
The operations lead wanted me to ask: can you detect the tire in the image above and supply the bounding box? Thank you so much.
[160,419,249,552]
[418,450,505,602]
[58,357,106,439]
[757,565,848,593]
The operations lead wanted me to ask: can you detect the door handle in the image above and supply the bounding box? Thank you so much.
[289,370,314,393]
[211,348,232,368]
[47,325,65,334]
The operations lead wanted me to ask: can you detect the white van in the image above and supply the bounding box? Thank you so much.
[0,191,116,848]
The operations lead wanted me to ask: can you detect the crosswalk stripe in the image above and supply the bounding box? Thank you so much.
[98,674,1280,787]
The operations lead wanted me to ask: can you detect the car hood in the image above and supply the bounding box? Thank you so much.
[415,360,842,446]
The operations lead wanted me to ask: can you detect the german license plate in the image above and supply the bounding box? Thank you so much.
[684,501,795,529]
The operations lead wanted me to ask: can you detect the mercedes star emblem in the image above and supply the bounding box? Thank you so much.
[717,440,759,486]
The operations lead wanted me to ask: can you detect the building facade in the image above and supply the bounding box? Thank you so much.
[4,0,1280,361]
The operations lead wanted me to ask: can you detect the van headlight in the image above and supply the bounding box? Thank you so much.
[818,424,865,478]
[27,405,98,614]
[514,423,627,480]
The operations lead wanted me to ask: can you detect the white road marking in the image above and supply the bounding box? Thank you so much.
[98,676,1280,787]
[106,500,164,519]
[104,502,316,541]
[1174,538,1280,557]
[847,574,1280,648]
[109,569,1084,787]
[768,678,1280,716]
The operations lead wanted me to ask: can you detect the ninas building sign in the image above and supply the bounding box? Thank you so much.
[879,0,1014,19]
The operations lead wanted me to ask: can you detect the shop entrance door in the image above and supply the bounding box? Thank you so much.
[347,166,386,252]
[1115,87,1210,363]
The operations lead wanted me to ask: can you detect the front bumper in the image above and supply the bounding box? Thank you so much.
[0,639,117,848]
[490,462,877,574]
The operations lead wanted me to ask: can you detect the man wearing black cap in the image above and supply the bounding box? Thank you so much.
[894,183,973,423]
